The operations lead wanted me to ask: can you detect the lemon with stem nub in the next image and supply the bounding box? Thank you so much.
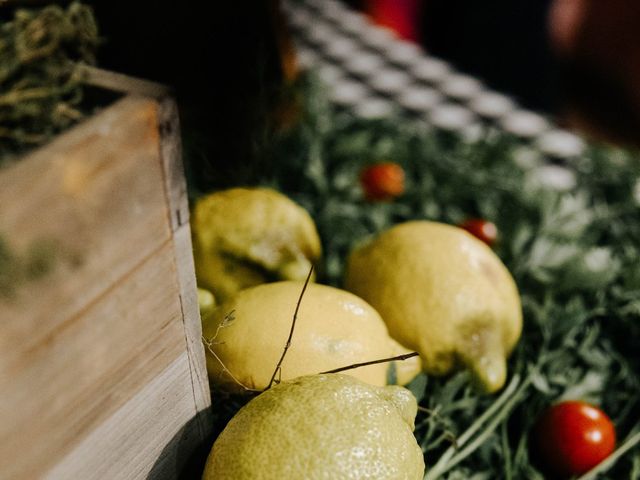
[345,221,522,393]
[202,374,425,480]
[192,188,322,303]
[202,280,421,393]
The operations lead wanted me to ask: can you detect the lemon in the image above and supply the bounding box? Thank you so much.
[202,374,425,480]
[345,221,522,393]
[197,287,216,321]
[389,337,423,386]
[202,280,419,393]
[191,188,322,302]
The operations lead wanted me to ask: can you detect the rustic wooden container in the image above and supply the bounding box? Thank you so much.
[0,73,212,479]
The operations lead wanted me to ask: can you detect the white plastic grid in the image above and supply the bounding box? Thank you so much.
[284,0,587,161]
[396,86,444,112]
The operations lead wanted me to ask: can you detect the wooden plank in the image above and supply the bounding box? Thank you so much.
[0,94,212,479]
[46,352,201,480]
[0,96,170,365]
[158,97,212,438]
[158,97,190,232]
[78,65,172,99]
[0,241,186,480]
[171,224,212,433]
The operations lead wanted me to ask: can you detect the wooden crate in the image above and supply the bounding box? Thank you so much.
[0,84,212,479]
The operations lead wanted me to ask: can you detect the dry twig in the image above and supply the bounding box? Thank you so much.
[320,351,419,375]
[267,265,314,389]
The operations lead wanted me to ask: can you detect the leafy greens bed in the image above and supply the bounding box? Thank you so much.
[203,78,640,479]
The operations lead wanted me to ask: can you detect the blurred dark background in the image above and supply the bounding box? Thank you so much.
[91,0,286,190]
[348,0,559,112]
[88,0,561,188]
[92,0,560,111]
[421,0,558,113]
[0,0,561,187]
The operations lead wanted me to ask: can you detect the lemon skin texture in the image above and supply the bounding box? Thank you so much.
[192,187,322,302]
[202,374,425,480]
[345,221,522,393]
[202,281,413,393]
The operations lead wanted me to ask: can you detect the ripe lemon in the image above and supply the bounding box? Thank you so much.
[345,221,522,393]
[197,287,216,321]
[202,281,420,393]
[191,187,322,302]
[202,374,425,480]
[389,337,422,386]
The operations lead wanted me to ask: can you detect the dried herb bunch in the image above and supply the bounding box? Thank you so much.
[0,1,98,164]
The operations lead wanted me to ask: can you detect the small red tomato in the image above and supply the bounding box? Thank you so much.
[360,163,405,201]
[460,218,498,246]
[533,400,616,477]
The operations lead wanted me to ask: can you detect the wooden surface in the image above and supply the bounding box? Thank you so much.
[158,97,211,444]
[79,65,172,99]
[0,96,211,479]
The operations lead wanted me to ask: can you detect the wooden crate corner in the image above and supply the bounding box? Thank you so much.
[0,84,212,479]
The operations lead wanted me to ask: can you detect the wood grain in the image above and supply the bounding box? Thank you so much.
[0,95,211,479]
[79,65,172,99]
[0,96,170,358]
[46,352,200,480]
[2,242,184,479]
[158,97,212,448]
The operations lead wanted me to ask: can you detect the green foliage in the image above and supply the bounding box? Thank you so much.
[239,77,640,478]
[0,2,98,165]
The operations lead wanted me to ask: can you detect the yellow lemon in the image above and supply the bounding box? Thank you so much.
[191,187,321,302]
[202,374,425,480]
[197,287,216,321]
[202,281,419,393]
[345,221,522,393]
[389,337,423,386]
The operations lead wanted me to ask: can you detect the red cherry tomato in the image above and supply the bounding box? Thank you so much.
[460,218,498,247]
[360,163,405,201]
[533,400,616,477]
